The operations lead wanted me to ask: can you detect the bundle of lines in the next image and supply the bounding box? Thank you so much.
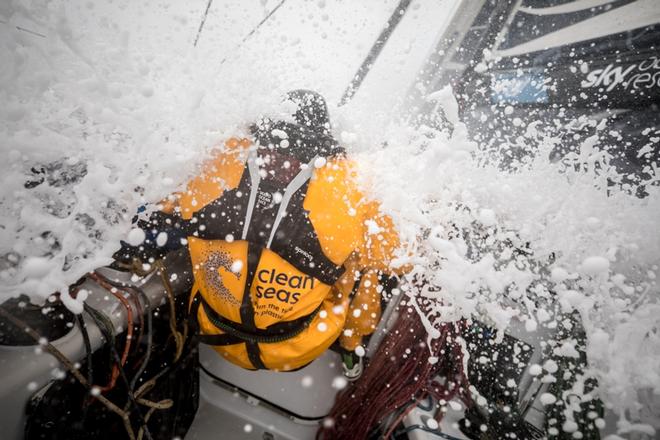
[319,306,472,439]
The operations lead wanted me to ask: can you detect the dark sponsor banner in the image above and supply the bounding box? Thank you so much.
[491,50,660,108]
[578,53,660,104]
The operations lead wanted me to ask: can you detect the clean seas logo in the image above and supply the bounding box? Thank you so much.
[255,268,315,305]
[581,56,660,92]
[204,250,241,307]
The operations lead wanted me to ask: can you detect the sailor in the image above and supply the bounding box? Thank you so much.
[115,90,401,377]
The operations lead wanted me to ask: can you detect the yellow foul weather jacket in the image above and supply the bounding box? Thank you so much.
[161,126,400,371]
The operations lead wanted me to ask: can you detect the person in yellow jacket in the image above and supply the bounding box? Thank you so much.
[116,90,400,376]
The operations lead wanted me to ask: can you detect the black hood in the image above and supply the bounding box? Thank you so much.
[286,89,331,136]
[250,119,344,163]
[250,90,344,162]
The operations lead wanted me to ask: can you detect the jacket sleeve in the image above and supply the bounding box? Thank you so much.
[113,138,250,265]
[339,199,403,351]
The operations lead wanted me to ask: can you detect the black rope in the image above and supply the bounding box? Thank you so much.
[76,313,94,425]
[219,0,288,65]
[76,314,94,385]
[193,0,214,47]
[128,286,152,392]
[84,303,154,440]
[338,0,413,106]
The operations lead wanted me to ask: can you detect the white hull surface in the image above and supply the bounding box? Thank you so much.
[188,347,342,439]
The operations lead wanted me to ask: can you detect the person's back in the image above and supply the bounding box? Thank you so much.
[126,90,400,372]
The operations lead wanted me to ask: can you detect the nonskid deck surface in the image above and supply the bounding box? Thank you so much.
[187,346,342,439]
